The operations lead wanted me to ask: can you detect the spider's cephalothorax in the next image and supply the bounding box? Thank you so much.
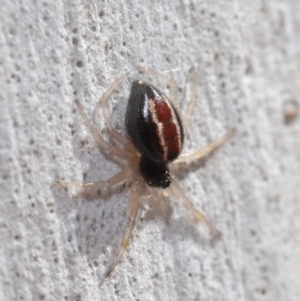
[125,80,184,188]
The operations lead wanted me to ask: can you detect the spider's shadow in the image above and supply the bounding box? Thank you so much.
[146,192,220,245]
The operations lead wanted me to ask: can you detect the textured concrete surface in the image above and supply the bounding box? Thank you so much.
[1,0,300,300]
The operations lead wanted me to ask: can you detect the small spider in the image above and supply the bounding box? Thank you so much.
[58,67,234,277]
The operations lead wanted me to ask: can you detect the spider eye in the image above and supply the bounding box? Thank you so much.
[139,156,171,189]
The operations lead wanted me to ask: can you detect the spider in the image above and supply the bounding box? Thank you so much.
[58,67,234,278]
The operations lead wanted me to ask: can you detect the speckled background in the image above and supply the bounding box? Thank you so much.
[1,0,300,300]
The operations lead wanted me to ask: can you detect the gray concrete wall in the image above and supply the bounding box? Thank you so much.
[1,0,300,300]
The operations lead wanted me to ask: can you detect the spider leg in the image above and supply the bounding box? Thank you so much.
[183,67,197,129]
[96,73,135,151]
[104,177,142,277]
[138,66,179,107]
[140,186,172,223]
[75,100,135,167]
[174,129,234,164]
[171,177,221,238]
[57,166,133,200]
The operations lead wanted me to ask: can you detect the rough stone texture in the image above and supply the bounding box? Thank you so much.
[1,0,300,300]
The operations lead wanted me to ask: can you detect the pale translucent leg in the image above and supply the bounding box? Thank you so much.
[57,167,133,199]
[171,177,221,238]
[104,177,142,277]
[138,66,179,107]
[183,67,197,129]
[96,73,135,151]
[140,186,172,222]
[175,129,234,164]
[75,100,135,166]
